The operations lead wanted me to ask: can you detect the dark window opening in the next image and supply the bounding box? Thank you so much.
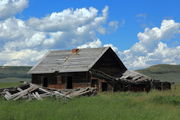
[49,78,57,84]
[66,76,73,89]
[101,82,108,91]
[91,79,99,87]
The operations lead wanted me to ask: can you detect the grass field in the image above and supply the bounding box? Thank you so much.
[0,64,179,120]
[0,82,22,88]
[0,83,179,120]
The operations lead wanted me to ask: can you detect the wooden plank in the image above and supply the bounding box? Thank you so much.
[1,83,98,101]
[13,85,39,100]
[17,88,23,92]
[4,91,12,100]
[39,88,51,94]
[35,92,42,100]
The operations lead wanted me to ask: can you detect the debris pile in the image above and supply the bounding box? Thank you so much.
[0,83,97,101]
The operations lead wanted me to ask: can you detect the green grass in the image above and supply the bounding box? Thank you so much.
[0,83,179,120]
[0,82,22,88]
[0,77,30,83]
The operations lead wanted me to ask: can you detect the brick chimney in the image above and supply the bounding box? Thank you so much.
[71,48,79,54]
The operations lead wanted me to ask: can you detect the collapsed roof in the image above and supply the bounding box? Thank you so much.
[118,70,152,83]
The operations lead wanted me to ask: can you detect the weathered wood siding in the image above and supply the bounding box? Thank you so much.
[90,76,113,92]
[32,72,91,89]
[92,48,127,77]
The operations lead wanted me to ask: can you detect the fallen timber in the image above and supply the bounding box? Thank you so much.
[0,83,97,101]
[90,69,171,92]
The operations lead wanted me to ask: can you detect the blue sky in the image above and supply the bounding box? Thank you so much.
[0,0,180,69]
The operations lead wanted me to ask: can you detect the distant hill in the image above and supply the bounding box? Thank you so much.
[0,66,32,82]
[137,64,180,84]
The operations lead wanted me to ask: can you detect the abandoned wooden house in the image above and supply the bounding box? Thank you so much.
[28,47,171,92]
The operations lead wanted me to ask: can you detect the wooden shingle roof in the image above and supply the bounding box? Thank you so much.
[28,47,110,74]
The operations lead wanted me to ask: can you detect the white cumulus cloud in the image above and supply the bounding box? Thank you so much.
[78,39,102,48]
[0,49,47,66]
[0,3,117,66]
[0,0,28,20]
[1,6,110,50]
[119,19,180,69]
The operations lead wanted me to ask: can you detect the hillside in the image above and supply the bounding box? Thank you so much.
[137,64,180,84]
[0,66,32,82]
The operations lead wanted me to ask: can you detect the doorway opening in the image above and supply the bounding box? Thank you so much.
[42,77,48,87]
[101,82,108,91]
[66,76,73,89]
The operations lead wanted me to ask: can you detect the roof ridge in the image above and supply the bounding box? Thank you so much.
[87,47,110,70]
[48,47,109,52]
